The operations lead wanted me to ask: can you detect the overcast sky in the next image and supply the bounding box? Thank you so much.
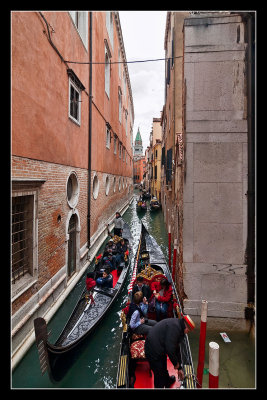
[119,11,167,151]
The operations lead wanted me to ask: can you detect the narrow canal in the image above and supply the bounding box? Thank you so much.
[12,191,255,389]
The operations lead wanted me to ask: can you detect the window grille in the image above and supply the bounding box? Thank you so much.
[12,195,33,284]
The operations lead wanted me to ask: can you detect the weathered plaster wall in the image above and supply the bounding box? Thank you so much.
[183,14,248,324]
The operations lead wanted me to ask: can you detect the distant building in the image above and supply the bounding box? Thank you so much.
[133,127,143,157]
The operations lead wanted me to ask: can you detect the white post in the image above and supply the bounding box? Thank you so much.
[209,342,219,388]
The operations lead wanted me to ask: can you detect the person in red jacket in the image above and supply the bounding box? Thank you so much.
[86,272,96,292]
[152,278,172,321]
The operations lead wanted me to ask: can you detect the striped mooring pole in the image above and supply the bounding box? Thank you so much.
[209,342,219,388]
[197,300,208,388]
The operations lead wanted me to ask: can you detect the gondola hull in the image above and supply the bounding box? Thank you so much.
[34,223,133,382]
[116,222,195,389]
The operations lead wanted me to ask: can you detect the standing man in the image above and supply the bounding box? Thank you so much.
[112,211,124,237]
[144,315,195,388]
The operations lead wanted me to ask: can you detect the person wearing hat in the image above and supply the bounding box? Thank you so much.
[144,315,195,388]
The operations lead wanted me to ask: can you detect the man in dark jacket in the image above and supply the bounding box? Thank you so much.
[132,276,151,301]
[144,315,195,388]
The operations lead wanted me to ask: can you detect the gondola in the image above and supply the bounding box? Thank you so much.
[150,197,161,211]
[34,222,133,382]
[136,200,147,211]
[116,222,196,389]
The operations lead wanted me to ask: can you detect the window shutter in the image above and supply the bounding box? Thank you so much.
[166,148,172,184]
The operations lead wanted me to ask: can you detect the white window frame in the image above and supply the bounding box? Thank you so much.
[106,11,113,49]
[118,48,121,78]
[69,11,88,50]
[106,127,111,149]
[105,47,111,98]
[69,77,81,125]
[118,87,122,123]
[125,110,128,136]
[114,136,117,154]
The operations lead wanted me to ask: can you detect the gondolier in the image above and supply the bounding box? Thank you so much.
[112,211,124,237]
[144,315,195,388]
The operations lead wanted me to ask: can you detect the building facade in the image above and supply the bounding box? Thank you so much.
[149,118,162,200]
[182,12,255,328]
[160,11,255,330]
[11,11,134,367]
[161,12,189,300]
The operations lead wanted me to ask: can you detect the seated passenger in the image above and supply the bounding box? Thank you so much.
[96,268,113,289]
[104,239,117,256]
[103,253,116,271]
[86,272,96,293]
[132,276,151,302]
[152,278,173,321]
[128,291,157,335]
[115,238,128,267]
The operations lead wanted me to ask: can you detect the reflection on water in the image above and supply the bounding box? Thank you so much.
[12,191,255,388]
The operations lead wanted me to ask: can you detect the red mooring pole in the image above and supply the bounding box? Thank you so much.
[168,225,171,269]
[172,239,178,281]
[209,342,219,388]
[196,300,208,388]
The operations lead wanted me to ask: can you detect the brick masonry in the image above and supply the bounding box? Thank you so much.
[12,155,133,315]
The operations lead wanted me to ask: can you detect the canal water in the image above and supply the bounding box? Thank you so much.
[12,191,255,389]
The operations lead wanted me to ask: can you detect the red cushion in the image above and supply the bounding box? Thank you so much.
[130,340,146,359]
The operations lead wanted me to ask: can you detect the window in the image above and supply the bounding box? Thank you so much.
[67,214,77,277]
[119,142,122,159]
[166,148,173,184]
[69,12,88,50]
[67,171,79,208]
[93,174,99,199]
[118,87,122,123]
[106,127,111,149]
[123,71,127,97]
[105,48,111,97]
[113,176,116,192]
[118,48,121,78]
[69,78,81,125]
[114,135,117,154]
[105,175,110,196]
[106,11,113,49]
[125,110,128,136]
[12,195,34,284]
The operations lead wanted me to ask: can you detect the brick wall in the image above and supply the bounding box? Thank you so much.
[12,156,133,315]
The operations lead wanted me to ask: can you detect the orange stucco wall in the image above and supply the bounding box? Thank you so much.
[12,11,90,169]
[91,12,133,178]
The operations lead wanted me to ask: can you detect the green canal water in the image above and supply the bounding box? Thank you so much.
[12,191,255,389]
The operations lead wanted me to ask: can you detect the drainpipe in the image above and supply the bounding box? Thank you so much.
[87,11,93,251]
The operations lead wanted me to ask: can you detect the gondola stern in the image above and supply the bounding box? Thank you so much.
[33,317,53,379]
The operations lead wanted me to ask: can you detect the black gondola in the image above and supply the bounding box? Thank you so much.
[150,197,161,211]
[136,200,147,211]
[116,222,196,389]
[34,222,133,382]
